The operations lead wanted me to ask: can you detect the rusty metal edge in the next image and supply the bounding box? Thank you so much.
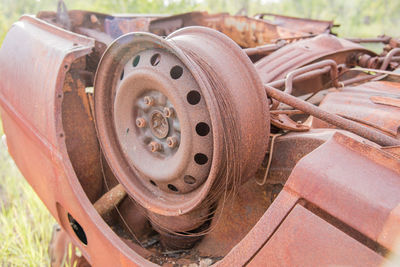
[0,15,158,266]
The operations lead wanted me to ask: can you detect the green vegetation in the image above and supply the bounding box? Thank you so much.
[0,0,399,43]
[0,0,398,266]
[0,123,55,266]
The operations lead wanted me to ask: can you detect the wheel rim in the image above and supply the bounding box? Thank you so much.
[94,27,270,216]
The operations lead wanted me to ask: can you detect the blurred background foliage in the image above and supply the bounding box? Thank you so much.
[0,0,399,43]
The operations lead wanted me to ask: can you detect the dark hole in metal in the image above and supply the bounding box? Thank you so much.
[133,55,140,67]
[150,53,161,66]
[67,213,88,245]
[184,175,196,184]
[187,90,201,105]
[170,65,183,79]
[196,122,210,136]
[150,180,157,186]
[120,69,124,80]
[168,184,178,192]
[194,153,208,165]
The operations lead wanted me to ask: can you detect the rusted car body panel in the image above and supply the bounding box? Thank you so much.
[223,133,399,266]
[313,81,400,137]
[0,8,400,267]
[0,16,153,266]
[254,13,335,35]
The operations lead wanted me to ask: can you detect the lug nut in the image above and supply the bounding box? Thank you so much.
[136,118,146,128]
[144,96,154,106]
[149,141,162,152]
[163,107,175,118]
[166,136,178,148]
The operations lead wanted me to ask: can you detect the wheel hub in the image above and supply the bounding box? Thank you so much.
[113,47,213,195]
[149,110,169,139]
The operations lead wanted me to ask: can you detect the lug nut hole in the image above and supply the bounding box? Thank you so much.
[133,55,140,67]
[184,175,196,185]
[187,90,201,105]
[150,53,161,66]
[168,184,178,192]
[196,122,210,136]
[194,153,208,165]
[170,65,183,79]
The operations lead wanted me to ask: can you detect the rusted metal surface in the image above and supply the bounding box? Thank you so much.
[197,178,273,257]
[346,35,392,44]
[0,15,157,266]
[149,11,307,48]
[268,60,341,131]
[37,10,327,50]
[248,205,386,267]
[37,9,159,39]
[1,6,400,267]
[218,189,299,267]
[93,184,126,218]
[283,59,340,95]
[313,81,400,138]
[371,95,400,108]
[381,48,400,70]
[255,33,372,84]
[256,129,380,185]
[254,13,335,35]
[243,41,286,57]
[265,84,400,146]
[286,133,400,253]
[222,133,400,266]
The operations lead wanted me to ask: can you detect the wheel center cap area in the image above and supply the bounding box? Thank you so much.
[150,110,169,139]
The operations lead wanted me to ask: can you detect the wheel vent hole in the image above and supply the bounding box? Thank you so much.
[196,122,210,136]
[168,184,178,192]
[133,55,140,67]
[67,213,87,245]
[150,53,161,66]
[187,90,201,105]
[194,153,208,165]
[170,65,183,79]
[184,175,196,185]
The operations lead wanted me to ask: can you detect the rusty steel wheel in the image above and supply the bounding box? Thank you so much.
[94,26,270,216]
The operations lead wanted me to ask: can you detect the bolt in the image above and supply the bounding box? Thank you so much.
[163,107,175,118]
[149,141,162,152]
[144,96,154,106]
[136,118,146,128]
[166,136,178,148]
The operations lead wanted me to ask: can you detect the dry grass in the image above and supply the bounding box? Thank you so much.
[0,121,55,266]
